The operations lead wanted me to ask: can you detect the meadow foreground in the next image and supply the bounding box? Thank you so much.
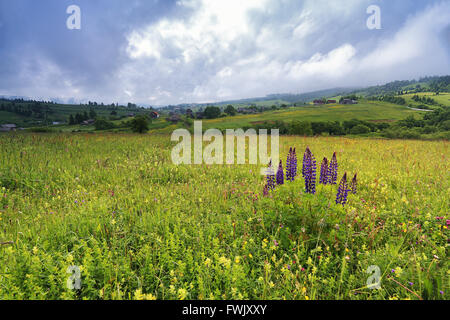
[0,133,448,300]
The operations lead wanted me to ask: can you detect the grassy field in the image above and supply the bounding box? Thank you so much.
[401,92,450,108]
[0,101,149,127]
[203,100,427,130]
[0,133,448,300]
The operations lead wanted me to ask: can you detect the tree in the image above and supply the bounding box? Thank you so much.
[203,106,221,119]
[95,119,115,130]
[289,121,313,136]
[89,109,97,119]
[131,116,149,133]
[350,124,371,134]
[69,114,75,125]
[75,113,83,124]
[224,105,236,116]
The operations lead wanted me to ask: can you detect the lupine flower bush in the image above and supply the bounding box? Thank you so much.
[263,184,269,197]
[286,148,297,181]
[328,152,338,184]
[276,160,284,185]
[302,148,307,179]
[302,147,317,194]
[286,147,292,180]
[266,160,276,190]
[336,173,350,205]
[291,148,297,179]
[320,157,329,185]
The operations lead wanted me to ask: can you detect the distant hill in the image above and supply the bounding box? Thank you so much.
[349,76,450,97]
[0,98,151,127]
[1,76,448,127]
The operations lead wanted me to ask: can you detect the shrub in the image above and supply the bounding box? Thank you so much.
[349,124,371,134]
[130,116,150,134]
[94,119,116,131]
[289,121,313,136]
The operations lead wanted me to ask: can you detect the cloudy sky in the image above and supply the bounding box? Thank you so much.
[0,0,449,106]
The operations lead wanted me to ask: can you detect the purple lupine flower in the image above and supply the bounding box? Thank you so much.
[328,152,338,184]
[286,147,297,182]
[266,160,276,190]
[302,148,307,179]
[276,160,284,185]
[286,148,292,181]
[336,173,350,206]
[320,157,329,185]
[291,148,297,179]
[263,184,269,197]
[303,147,317,194]
[351,173,358,194]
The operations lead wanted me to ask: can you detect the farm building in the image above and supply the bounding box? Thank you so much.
[313,100,325,105]
[327,100,337,104]
[186,109,194,118]
[237,108,258,114]
[167,114,181,123]
[340,99,358,105]
[0,124,17,132]
[150,111,160,119]
[81,119,95,126]
[195,111,204,119]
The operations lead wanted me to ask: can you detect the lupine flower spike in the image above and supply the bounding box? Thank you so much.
[336,172,350,206]
[302,148,307,179]
[276,160,284,185]
[351,173,357,194]
[303,147,317,194]
[320,157,329,185]
[291,148,297,179]
[286,148,292,181]
[328,152,338,184]
[266,160,276,191]
[263,184,269,197]
[286,148,297,182]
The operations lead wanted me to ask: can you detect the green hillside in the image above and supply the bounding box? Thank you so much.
[0,99,150,127]
[201,99,428,130]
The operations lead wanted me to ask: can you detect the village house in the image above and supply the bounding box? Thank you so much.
[150,111,160,119]
[0,124,17,132]
[186,109,194,118]
[167,114,181,123]
[327,100,337,104]
[195,111,204,119]
[237,108,258,114]
[313,100,325,105]
[81,119,95,126]
[340,99,358,105]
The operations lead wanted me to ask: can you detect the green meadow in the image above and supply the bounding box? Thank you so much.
[0,133,448,300]
[203,100,426,130]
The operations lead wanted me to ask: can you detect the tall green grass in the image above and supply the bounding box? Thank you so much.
[0,133,448,300]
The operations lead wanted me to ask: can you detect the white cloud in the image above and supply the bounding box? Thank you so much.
[9,0,448,105]
[360,2,450,74]
[126,0,269,62]
[114,1,448,105]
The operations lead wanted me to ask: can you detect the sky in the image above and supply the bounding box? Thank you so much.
[0,0,449,106]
